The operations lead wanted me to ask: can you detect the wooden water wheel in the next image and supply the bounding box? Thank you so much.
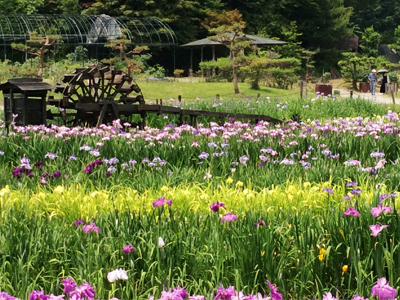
[54,64,144,126]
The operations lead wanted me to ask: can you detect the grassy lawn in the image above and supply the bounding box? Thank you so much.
[138,80,302,102]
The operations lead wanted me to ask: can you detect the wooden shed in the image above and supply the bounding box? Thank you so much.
[0,78,54,127]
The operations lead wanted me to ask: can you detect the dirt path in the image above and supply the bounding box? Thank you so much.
[334,88,397,105]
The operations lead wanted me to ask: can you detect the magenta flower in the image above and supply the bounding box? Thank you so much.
[74,219,84,227]
[369,224,389,237]
[352,295,369,300]
[267,280,282,300]
[371,277,397,300]
[69,282,96,300]
[61,277,77,294]
[322,188,334,194]
[322,292,338,300]
[215,286,235,300]
[0,292,20,300]
[152,197,172,208]
[122,244,136,254]
[82,222,100,235]
[343,207,361,217]
[175,286,188,299]
[210,201,226,212]
[254,220,268,227]
[371,204,392,217]
[28,291,48,300]
[221,212,238,223]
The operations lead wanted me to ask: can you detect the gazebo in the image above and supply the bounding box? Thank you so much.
[180,34,287,75]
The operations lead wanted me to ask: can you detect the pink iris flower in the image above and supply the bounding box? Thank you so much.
[371,204,392,217]
[152,197,172,208]
[221,212,238,223]
[82,222,100,235]
[267,280,282,300]
[122,244,136,254]
[369,224,389,237]
[343,207,361,217]
[371,277,397,300]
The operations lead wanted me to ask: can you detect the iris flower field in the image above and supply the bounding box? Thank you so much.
[1,95,400,300]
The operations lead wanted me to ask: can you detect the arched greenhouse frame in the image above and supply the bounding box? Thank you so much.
[0,14,178,61]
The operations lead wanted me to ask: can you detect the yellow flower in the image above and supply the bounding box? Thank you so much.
[318,254,324,261]
[54,186,64,194]
[236,180,243,187]
[342,265,348,273]
[319,248,326,255]
[226,177,233,184]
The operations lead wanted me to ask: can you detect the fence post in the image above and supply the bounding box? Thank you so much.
[160,99,163,105]
[299,80,304,99]
[178,95,182,103]
[156,99,159,105]
[350,91,353,98]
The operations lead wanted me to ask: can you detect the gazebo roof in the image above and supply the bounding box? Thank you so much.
[180,34,287,48]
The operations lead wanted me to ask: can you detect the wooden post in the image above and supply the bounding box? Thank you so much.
[216,94,220,101]
[178,95,182,103]
[156,99,159,105]
[140,112,146,130]
[350,91,353,98]
[299,80,304,99]
[391,90,396,104]
[190,48,193,77]
[160,99,163,105]
[212,46,216,76]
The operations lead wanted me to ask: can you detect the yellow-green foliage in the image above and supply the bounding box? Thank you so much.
[1,179,396,222]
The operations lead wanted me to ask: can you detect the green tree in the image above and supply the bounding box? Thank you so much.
[204,9,253,94]
[360,26,381,57]
[389,25,400,51]
[104,33,148,76]
[11,32,62,78]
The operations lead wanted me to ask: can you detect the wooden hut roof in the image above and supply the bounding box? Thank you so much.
[0,78,54,91]
[181,35,287,48]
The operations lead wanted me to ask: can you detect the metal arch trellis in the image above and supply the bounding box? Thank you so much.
[0,14,177,46]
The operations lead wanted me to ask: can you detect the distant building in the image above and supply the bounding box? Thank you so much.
[79,0,94,8]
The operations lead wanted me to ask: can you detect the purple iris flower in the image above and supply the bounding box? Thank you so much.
[74,219,85,227]
[215,286,235,300]
[350,189,362,197]
[379,193,396,202]
[346,182,358,187]
[267,280,282,300]
[61,277,77,294]
[153,197,172,207]
[322,188,334,194]
[371,204,392,217]
[210,201,226,212]
[29,291,49,300]
[343,207,360,217]
[254,220,268,227]
[69,282,96,300]
[221,212,238,223]
[342,195,352,201]
[370,277,396,300]
[175,286,188,299]
[122,244,136,254]
[351,295,369,300]
[369,224,389,237]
